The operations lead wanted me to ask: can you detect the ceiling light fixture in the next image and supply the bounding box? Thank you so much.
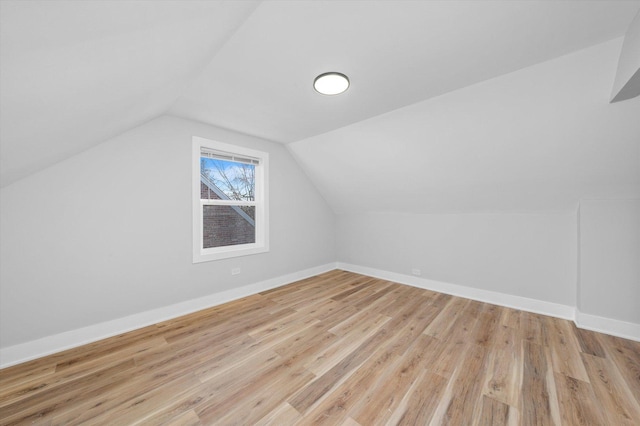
[313,72,350,95]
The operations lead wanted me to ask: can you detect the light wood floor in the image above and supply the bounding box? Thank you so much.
[1,271,639,425]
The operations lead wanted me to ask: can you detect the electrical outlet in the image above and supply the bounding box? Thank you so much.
[231,267,241,275]
[411,268,421,276]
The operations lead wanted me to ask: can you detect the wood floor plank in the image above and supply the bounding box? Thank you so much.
[500,307,521,329]
[196,344,282,386]
[600,334,640,404]
[444,299,482,345]
[68,373,201,426]
[330,280,375,302]
[520,340,561,426]
[350,334,434,425]
[295,335,403,424]
[289,326,392,414]
[0,359,137,425]
[546,317,590,382]
[581,352,640,425]
[572,324,607,358]
[199,364,314,425]
[423,297,469,340]
[268,283,346,311]
[554,372,605,425]
[158,409,201,426]
[387,369,448,425]
[303,311,390,377]
[48,343,223,425]
[377,286,427,318]
[254,402,301,426]
[340,417,361,426]
[304,311,443,425]
[1,336,169,410]
[351,281,396,310]
[128,390,206,426]
[272,323,338,361]
[519,311,548,346]
[328,307,389,337]
[474,310,501,347]
[0,363,56,397]
[431,343,489,425]
[1,270,638,425]
[427,338,467,379]
[475,395,511,426]
[128,352,287,425]
[482,325,522,408]
[151,350,288,424]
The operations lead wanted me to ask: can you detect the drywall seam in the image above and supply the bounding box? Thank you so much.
[0,262,338,369]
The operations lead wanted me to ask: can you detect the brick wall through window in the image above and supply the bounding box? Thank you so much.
[200,181,255,248]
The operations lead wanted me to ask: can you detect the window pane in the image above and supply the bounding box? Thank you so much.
[200,157,255,202]
[203,205,256,249]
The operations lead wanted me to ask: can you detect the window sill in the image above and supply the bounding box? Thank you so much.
[193,243,269,263]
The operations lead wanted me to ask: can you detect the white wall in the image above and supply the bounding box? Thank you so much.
[290,36,639,338]
[579,199,640,324]
[289,38,640,214]
[337,212,576,306]
[0,115,336,348]
[611,10,640,102]
[2,36,638,357]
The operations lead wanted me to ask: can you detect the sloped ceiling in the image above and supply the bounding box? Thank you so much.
[171,0,639,143]
[288,38,640,213]
[1,1,639,213]
[0,0,260,186]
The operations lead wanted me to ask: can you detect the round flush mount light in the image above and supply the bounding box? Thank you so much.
[313,72,350,95]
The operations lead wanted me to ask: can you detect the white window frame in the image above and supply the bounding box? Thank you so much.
[192,136,269,263]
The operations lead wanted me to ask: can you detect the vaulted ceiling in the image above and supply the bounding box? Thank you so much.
[0,0,260,186]
[2,1,639,212]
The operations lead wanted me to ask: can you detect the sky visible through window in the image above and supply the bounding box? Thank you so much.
[201,157,255,202]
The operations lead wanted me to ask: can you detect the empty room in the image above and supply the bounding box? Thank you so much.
[1,0,639,424]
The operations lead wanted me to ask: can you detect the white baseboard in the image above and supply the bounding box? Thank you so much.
[575,310,640,342]
[4,262,637,368]
[0,263,338,369]
[337,262,576,320]
[338,263,640,342]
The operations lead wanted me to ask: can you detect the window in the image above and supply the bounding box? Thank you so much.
[192,137,269,262]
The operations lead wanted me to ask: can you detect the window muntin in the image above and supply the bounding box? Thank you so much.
[193,137,268,262]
